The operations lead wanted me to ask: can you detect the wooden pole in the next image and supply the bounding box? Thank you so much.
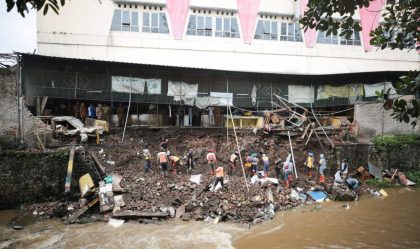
[229,105,249,192]
[122,75,132,143]
[310,107,334,148]
[287,131,298,178]
[65,145,75,194]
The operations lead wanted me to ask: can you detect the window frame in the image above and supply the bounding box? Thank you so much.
[111,9,139,32]
[142,10,169,34]
[186,10,241,39]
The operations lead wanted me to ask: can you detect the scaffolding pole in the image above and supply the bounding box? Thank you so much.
[228,105,249,192]
[122,75,132,143]
[287,131,298,178]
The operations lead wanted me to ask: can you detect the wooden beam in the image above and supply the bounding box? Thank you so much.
[65,145,76,194]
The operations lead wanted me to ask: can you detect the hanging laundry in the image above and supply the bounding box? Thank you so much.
[288,85,314,103]
[364,82,396,97]
[251,85,257,105]
[167,81,198,101]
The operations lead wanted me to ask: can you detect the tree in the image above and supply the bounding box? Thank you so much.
[300,0,419,127]
[6,0,65,17]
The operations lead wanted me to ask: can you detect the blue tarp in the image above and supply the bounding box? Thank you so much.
[307,191,327,202]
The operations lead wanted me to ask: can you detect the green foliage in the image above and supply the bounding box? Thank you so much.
[5,0,66,17]
[365,178,393,188]
[407,171,420,185]
[372,134,420,153]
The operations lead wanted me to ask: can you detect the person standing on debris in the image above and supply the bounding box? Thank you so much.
[340,159,349,180]
[274,157,283,180]
[250,153,259,176]
[187,149,194,173]
[169,155,180,174]
[88,104,96,119]
[305,151,315,178]
[262,154,269,178]
[160,137,168,151]
[228,151,239,176]
[157,149,169,176]
[102,103,111,124]
[73,101,80,119]
[208,106,215,127]
[80,103,87,123]
[117,103,124,127]
[96,104,104,120]
[283,159,294,188]
[206,148,217,175]
[319,154,327,183]
[214,165,225,188]
[244,153,253,177]
[143,144,152,173]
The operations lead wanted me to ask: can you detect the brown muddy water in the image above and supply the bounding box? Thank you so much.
[0,188,419,249]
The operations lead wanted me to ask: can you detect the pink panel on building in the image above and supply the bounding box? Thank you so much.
[359,0,385,51]
[300,0,317,48]
[237,0,261,44]
[166,0,190,40]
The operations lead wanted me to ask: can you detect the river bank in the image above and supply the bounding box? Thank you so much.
[1,188,419,249]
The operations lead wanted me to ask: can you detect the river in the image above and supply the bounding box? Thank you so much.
[0,188,419,249]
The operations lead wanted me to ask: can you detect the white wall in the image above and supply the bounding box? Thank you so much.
[37,0,419,75]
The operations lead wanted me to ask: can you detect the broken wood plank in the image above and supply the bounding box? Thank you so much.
[67,197,99,224]
[112,210,170,219]
[89,151,106,175]
[301,123,311,139]
[305,129,314,145]
[65,145,76,194]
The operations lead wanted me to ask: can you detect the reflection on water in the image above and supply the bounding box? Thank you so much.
[0,188,419,249]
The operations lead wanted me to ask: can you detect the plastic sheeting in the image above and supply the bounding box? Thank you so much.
[210,92,233,106]
[317,84,364,100]
[364,82,396,97]
[288,85,314,103]
[167,81,198,101]
[195,96,221,109]
[112,76,161,94]
[112,76,146,93]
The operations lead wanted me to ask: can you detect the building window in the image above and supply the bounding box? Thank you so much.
[215,17,240,38]
[111,10,139,32]
[317,30,361,46]
[142,12,169,33]
[254,20,278,40]
[279,22,302,42]
[340,31,361,45]
[187,15,212,36]
[316,31,339,44]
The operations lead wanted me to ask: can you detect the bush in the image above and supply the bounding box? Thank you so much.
[407,171,420,185]
[365,178,393,188]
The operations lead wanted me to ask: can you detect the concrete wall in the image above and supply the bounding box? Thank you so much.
[354,101,420,138]
[0,149,99,209]
[0,71,47,147]
[36,0,419,75]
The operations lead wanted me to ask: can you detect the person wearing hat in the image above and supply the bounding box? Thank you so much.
[319,154,327,183]
[96,104,104,120]
[228,151,239,176]
[262,153,269,178]
[143,144,152,173]
[305,151,315,178]
[206,148,217,175]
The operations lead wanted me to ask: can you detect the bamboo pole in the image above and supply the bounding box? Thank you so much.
[229,105,249,192]
[122,75,132,143]
[65,145,75,194]
[287,131,298,178]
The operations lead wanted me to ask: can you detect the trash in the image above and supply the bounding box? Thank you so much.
[99,181,114,212]
[67,197,99,223]
[299,193,307,202]
[290,189,299,200]
[310,205,322,212]
[111,174,124,192]
[214,215,222,224]
[398,172,416,186]
[79,173,94,198]
[307,191,327,202]
[107,161,115,165]
[108,218,124,228]
[113,195,126,208]
[99,149,104,154]
[251,175,260,184]
[189,174,203,185]
[112,210,170,219]
[267,189,274,203]
[334,171,343,183]
[260,178,279,185]
[367,188,381,198]
[368,162,383,179]
[342,204,350,209]
[104,175,113,184]
[379,189,388,197]
[12,225,24,230]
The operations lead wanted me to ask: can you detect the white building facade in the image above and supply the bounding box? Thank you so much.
[36,0,419,75]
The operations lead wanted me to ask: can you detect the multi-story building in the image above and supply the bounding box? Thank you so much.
[18,0,419,131]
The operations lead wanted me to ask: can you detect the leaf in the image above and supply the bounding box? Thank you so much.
[43,3,49,15]
[403,114,410,123]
